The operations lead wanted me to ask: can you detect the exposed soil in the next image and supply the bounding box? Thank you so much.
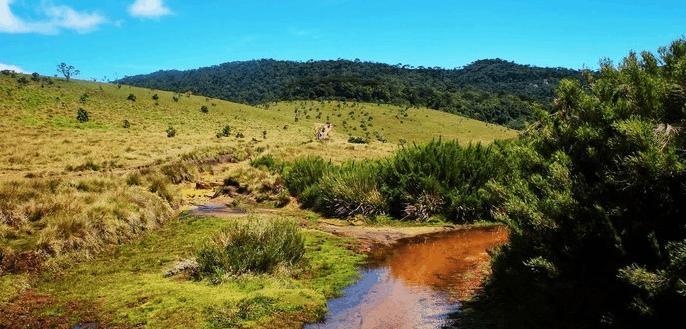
[316,220,458,253]
[0,290,122,329]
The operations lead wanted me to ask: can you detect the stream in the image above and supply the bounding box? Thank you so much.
[305,225,508,329]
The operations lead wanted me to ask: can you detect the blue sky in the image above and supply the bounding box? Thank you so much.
[1,0,684,80]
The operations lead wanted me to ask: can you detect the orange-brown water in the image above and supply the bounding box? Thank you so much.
[306,226,508,329]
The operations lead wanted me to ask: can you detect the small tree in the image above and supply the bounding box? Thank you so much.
[76,108,89,122]
[56,63,79,81]
[31,72,40,81]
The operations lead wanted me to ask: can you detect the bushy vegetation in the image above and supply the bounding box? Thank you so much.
[196,218,305,277]
[284,140,509,222]
[467,39,686,329]
[118,59,581,129]
[76,108,89,122]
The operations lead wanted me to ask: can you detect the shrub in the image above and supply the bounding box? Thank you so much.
[347,136,368,144]
[473,39,686,329]
[380,140,507,222]
[122,119,130,128]
[200,105,209,113]
[152,94,159,101]
[127,94,136,101]
[196,218,305,276]
[283,156,332,196]
[166,126,176,138]
[315,163,387,217]
[160,162,194,184]
[216,125,231,138]
[79,93,89,103]
[76,108,89,123]
[31,72,40,81]
[16,76,29,86]
[250,155,279,172]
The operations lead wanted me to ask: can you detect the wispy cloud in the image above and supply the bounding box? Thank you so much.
[128,0,171,18]
[0,0,105,34]
[0,62,26,73]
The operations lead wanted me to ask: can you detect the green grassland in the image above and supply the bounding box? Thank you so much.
[0,74,515,178]
[0,73,515,328]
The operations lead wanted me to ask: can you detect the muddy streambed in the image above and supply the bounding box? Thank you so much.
[306,225,508,329]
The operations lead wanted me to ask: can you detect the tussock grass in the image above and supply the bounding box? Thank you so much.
[197,218,305,277]
[284,140,511,222]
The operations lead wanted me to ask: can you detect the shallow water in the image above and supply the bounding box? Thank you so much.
[306,226,508,329]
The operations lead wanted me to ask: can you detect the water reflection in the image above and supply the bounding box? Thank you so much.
[306,226,508,329]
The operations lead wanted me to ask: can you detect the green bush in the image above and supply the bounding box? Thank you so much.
[283,156,332,196]
[166,126,176,138]
[315,162,387,217]
[127,93,136,101]
[380,140,507,222]
[347,136,368,144]
[200,105,209,113]
[473,39,686,329]
[196,218,305,276]
[122,119,130,128]
[76,108,89,123]
[250,155,280,172]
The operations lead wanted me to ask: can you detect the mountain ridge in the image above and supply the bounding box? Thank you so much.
[118,58,582,129]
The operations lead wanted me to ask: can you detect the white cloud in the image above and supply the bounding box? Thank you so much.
[0,63,26,73]
[0,0,105,34]
[128,0,171,18]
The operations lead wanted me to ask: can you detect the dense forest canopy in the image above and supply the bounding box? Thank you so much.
[118,59,581,129]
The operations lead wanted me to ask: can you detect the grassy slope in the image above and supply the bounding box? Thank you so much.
[0,75,515,178]
[0,74,515,328]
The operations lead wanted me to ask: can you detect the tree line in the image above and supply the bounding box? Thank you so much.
[118,58,580,129]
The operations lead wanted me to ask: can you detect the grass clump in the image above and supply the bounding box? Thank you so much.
[283,156,332,196]
[196,218,305,277]
[285,139,509,222]
[347,136,368,144]
[250,154,281,172]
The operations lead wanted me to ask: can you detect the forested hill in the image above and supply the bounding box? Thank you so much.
[118,59,581,129]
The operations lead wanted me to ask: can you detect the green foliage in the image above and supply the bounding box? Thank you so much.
[200,105,209,113]
[217,125,231,138]
[250,155,280,172]
[122,119,130,128]
[166,126,176,138]
[118,59,581,129]
[477,39,686,329]
[76,108,89,123]
[127,93,136,102]
[283,156,332,196]
[380,140,507,222]
[347,136,368,144]
[314,162,387,217]
[15,76,29,86]
[196,218,305,276]
[152,93,159,101]
[285,140,508,222]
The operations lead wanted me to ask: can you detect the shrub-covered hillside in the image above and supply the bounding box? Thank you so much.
[118,59,581,129]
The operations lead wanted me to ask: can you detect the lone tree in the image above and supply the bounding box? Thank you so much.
[57,63,79,81]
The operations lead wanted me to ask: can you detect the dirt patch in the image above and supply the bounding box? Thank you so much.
[0,290,121,329]
[0,251,45,275]
[316,220,456,252]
